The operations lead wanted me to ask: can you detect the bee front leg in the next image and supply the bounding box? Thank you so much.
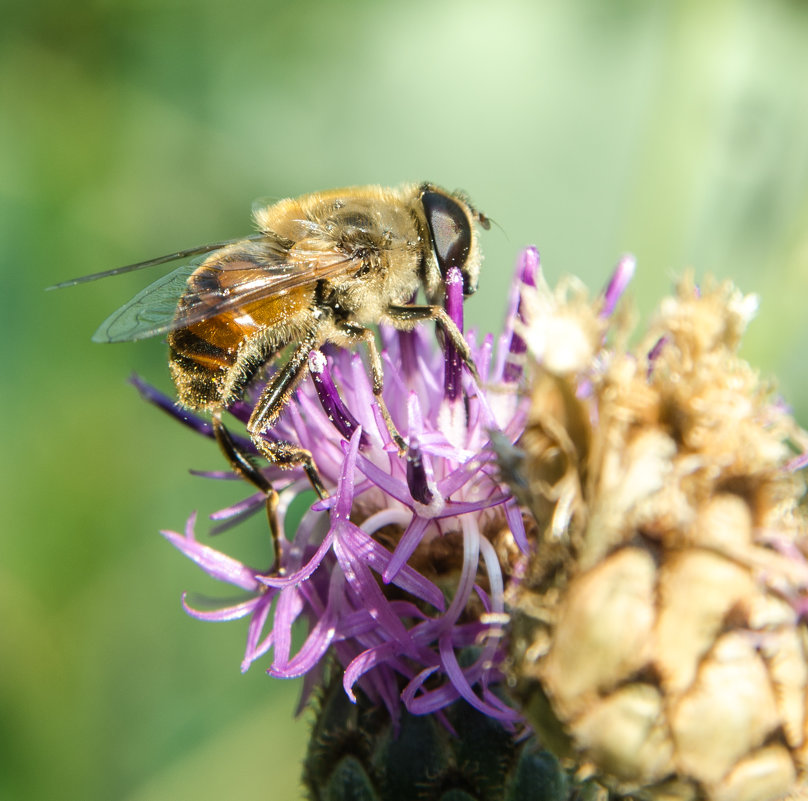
[386,304,481,385]
[247,335,328,500]
[340,322,407,455]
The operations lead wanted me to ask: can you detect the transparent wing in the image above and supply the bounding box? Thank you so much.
[92,263,198,342]
[92,234,360,343]
[47,234,266,290]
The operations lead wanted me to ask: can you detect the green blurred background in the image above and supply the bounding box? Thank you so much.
[4,1,808,799]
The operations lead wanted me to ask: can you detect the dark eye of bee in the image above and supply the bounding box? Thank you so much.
[421,191,472,279]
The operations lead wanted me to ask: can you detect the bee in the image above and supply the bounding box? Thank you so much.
[54,183,488,565]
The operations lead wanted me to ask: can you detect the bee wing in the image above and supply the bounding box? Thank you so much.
[92,236,359,343]
[92,263,199,342]
[47,234,267,289]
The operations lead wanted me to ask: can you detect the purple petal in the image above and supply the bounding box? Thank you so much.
[336,600,429,640]
[343,518,443,609]
[334,428,363,521]
[131,374,259,453]
[503,247,540,383]
[162,517,260,592]
[473,333,495,385]
[209,491,265,520]
[433,494,511,520]
[181,593,261,622]
[397,328,421,379]
[333,520,414,652]
[439,637,494,712]
[402,665,457,715]
[343,642,401,702]
[242,595,274,670]
[311,478,374,512]
[190,469,240,480]
[258,528,335,588]
[209,502,265,535]
[355,453,413,506]
[269,572,341,677]
[131,375,211,437]
[270,585,305,669]
[348,355,387,443]
[226,398,257,425]
[436,454,496,497]
[439,636,520,722]
[383,516,430,585]
[600,253,636,318]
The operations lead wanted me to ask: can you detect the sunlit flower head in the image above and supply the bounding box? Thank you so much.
[141,248,559,725]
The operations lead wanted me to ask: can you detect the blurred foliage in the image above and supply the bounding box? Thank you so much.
[3,0,808,799]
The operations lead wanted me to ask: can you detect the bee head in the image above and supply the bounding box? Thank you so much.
[420,186,484,297]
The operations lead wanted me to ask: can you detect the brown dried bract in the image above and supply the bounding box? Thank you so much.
[507,274,808,801]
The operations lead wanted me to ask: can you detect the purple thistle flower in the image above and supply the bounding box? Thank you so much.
[153,246,628,727]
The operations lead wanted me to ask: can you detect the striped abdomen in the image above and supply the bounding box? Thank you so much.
[168,262,314,410]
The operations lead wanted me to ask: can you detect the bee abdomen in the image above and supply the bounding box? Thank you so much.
[168,326,239,409]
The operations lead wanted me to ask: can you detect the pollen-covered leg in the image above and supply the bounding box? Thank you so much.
[387,304,481,386]
[246,334,327,499]
[212,413,284,572]
[248,332,318,434]
[251,437,327,500]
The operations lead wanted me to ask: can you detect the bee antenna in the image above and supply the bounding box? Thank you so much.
[481,213,506,238]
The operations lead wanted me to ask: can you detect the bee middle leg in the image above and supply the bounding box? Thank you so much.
[339,322,407,454]
[247,334,327,500]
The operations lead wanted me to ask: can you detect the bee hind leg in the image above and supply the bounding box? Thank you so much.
[212,412,284,573]
[251,437,327,501]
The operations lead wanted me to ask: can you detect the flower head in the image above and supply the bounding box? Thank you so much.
[147,247,547,726]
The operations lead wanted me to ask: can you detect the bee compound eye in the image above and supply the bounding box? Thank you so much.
[421,191,472,277]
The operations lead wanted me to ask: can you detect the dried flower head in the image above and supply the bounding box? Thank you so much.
[507,268,808,801]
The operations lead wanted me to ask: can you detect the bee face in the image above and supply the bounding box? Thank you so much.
[419,185,482,296]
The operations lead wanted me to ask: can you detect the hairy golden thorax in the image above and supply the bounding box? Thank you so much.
[167,184,482,410]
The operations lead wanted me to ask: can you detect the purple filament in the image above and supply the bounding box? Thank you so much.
[502,247,540,384]
[308,350,368,446]
[443,266,465,401]
[600,254,636,318]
